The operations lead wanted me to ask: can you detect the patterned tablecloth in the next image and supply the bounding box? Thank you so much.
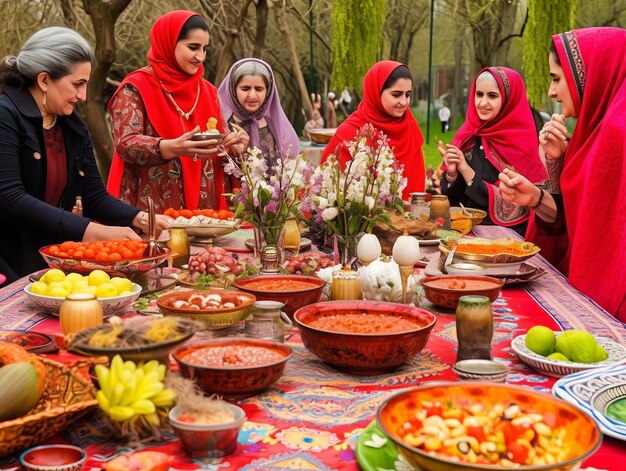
[0,226,624,470]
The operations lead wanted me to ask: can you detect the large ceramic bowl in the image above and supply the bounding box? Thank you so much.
[169,403,245,458]
[68,318,196,362]
[173,338,292,398]
[378,383,602,471]
[439,238,540,264]
[232,274,325,319]
[511,333,626,377]
[421,275,504,309]
[23,282,142,316]
[307,127,336,144]
[294,300,436,375]
[39,245,170,278]
[156,289,256,329]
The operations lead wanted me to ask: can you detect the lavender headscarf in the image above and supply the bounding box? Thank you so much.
[218,58,300,156]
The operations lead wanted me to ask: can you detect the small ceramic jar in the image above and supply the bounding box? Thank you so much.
[167,227,190,268]
[244,301,292,342]
[429,194,451,221]
[59,293,103,335]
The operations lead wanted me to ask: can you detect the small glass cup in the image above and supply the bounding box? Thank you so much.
[330,268,362,301]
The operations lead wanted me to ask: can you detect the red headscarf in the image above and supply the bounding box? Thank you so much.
[543,28,626,319]
[106,10,226,210]
[321,61,425,197]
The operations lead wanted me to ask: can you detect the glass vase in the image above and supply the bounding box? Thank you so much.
[334,234,358,268]
[253,224,285,273]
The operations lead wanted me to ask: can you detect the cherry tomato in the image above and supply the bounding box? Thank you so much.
[507,441,529,464]
[179,209,193,219]
[425,402,443,417]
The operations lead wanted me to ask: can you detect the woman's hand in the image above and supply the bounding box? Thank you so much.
[539,114,568,159]
[498,168,542,206]
[222,122,249,155]
[132,212,170,237]
[159,126,222,160]
[83,222,142,242]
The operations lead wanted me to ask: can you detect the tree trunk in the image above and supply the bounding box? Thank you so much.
[252,0,269,58]
[214,0,253,86]
[59,0,77,28]
[82,0,132,182]
[276,4,313,119]
[451,32,465,130]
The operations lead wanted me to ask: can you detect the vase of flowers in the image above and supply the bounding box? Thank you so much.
[310,124,407,266]
[225,147,315,273]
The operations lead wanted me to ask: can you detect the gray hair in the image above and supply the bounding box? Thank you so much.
[476,70,497,87]
[232,60,272,90]
[14,26,93,82]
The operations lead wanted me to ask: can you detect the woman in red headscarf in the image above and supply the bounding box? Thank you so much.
[321,61,425,198]
[499,27,626,320]
[106,10,247,212]
[439,67,548,236]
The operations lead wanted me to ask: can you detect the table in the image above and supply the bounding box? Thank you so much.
[1,226,625,470]
[300,141,326,166]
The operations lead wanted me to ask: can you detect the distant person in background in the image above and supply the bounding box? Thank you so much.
[326,92,337,128]
[304,109,324,140]
[499,27,626,319]
[438,104,451,133]
[218,58,299,165]
[321,60,426,197]
[439,67,547,236]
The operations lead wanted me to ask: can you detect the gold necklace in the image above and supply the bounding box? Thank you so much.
[163,81,201,120]
[42,114,57,130]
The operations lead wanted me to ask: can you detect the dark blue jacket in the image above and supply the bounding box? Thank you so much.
[0,86,140,282]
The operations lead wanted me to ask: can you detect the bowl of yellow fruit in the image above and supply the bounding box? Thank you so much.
[24,269,141,316]
[511,325,626,377]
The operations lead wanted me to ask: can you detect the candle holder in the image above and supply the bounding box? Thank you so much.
[392,231,421,304]
[356,233,382,267]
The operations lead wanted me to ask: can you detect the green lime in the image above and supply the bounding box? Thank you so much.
[525,326,556,357]
[547,352,570,362]
[556,330,598,363]
[594,345,608,362]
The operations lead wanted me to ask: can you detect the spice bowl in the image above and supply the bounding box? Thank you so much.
[20,444,86,471]
[453,359,509,382]
[169,404,245,458]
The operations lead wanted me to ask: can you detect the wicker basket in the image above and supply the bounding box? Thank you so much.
[0,357,98,456]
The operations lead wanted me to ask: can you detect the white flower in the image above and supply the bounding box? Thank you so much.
[364,196,375,210]
[321,207,339,221]
[315,196,329,209]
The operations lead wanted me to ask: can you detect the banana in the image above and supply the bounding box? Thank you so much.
[94,364,111,397]
[108,405,136,422]
[123,360,136,373]
[110,355,125,384]
[156,364,166,381]
[150,389,176,407]
[118,376,138,407]
[134,381,164,401]
[140,360,159,376]
[131,399,156,415]
[143,412,160,427]
[97,390,110,411]
[109,383,125,408]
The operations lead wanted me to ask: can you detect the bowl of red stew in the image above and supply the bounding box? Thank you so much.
[377,383,601,471]
[232,274,325,319]
[173,338,292,398]
[421,275,504,309]
[293,300,436,375]
[156,290,256,329]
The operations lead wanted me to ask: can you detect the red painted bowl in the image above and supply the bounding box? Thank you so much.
[377,383,602,471]
[169,404,245,458]
[232,274,325,319]
[173,338,292,399]
[20,445,86,471]
[421,275,504,309]
[294,300,436,375]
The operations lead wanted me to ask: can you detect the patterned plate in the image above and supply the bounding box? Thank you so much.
[553,364,626,441]
[511,333,626,377]
[0,330,54,353]
[356,420,412,471]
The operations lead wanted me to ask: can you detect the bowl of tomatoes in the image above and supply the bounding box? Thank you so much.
[39,240,170,277]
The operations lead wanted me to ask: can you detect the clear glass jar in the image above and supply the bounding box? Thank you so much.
[330,268,362,301]
[410,192,430,221]
[455,295,493,362]
[429,194,451,221]
[244,301,292,342]
[282,219,301,261]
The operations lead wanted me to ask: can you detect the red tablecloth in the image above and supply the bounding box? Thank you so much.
[1,226,625,470]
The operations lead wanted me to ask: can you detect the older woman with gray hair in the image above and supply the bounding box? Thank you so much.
[0,26,164,284]
[218,58,300,166]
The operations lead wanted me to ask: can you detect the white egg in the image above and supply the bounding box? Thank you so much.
[173,300,189,308]
[223,302,235,309]
[357,233,382,264]
[392,235,421,266]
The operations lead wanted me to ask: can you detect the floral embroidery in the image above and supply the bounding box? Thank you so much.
[490,66,511,99]
[560,31,585,102]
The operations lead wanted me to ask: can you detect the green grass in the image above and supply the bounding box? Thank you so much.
[417,119,457,171]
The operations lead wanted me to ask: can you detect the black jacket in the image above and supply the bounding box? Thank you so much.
[0,86,140,282]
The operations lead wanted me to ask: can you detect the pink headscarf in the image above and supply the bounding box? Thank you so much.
[549,28,626,319]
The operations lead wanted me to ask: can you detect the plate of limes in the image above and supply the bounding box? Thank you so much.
[511,328,626,377]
